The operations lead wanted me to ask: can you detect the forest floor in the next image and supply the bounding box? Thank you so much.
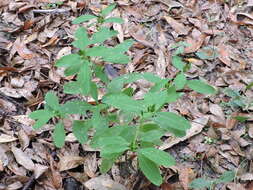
[0,0,253,189]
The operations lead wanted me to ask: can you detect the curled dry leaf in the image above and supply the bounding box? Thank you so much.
[11,146,35,171]
[85,175,128,190]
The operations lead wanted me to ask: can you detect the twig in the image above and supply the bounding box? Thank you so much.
[32,9,69,14]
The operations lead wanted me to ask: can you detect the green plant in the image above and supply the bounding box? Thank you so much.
[29,4,216,186]
[221,88,253,112]
[189,170,235,190]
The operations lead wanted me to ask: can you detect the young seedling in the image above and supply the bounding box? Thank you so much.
[30,4,216,186]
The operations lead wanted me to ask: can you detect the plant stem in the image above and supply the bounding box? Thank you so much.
[132,119,143,151]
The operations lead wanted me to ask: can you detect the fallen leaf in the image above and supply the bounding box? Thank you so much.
[0,134,17,143]
[59,156,85,171]
[85,175,128,190]
[163,16,189,35]
[218,44,231,66]
[184,34,206,54]
[11,146,35,171]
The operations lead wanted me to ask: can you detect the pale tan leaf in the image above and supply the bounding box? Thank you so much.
[0,134,17,143]
[11,146,35,171]
[85,175,128,190]
[163,16,189,35]
[59,156,85,171]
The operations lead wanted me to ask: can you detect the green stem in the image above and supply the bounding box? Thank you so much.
[132,118,143,151]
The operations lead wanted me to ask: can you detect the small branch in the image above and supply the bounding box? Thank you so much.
[32,9,69,14]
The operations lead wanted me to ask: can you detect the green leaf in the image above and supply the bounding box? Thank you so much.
[114,39,134,53]
[172,56,185,71]
[72,27,90,49]
[86,46,108,57]
[140,129,164,142]
[100,158,116,173]
[53,122,66,148]
[55,54,82,68]
[187,80,216,94]
[45,92,60,110]
[73,120,90,144]
[189,178,213,189]
[103,53,130,64]
[167,86,180,103]
[107,72,163,93]
[101,144,129,158]
[138,154,162,186]
[72,14,97,24]
[138,148,175,167]
[140,123,160,132]
[101,3,116,17]
[104,17,124,24]
[102,93,145,113]
[196,46,218,60]
[174,72,186,90]
[233,116,249,122]
[91,111,109,133]
[77,62,91,95]
[64,63,82,76]
[153,112,191,137]
[91,27,118,44]
[94,64,109,83]
[63,81,81,94]
[62,100,92,114]
[143,90,170,110]
[97,136,130,147]
[29,110,53,129]
[215,171,235,184]
[90,82,98,102]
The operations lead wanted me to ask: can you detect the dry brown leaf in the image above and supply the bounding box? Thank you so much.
[226,182,246,190]
[155,49,167,78]
[178,167,194,190]
[210,104,225,118]
[184,34,206,54]
[84,175,128,190]
[18,129,30,150]
[218,44,231,66]
[83,154,97,178]
[163,16,189,35]
[34,164,48,179]
[11,146,35,171]
[11,37,35,59]
[59,156,85,171]
[0,134,17,143]
[248,124,253,138]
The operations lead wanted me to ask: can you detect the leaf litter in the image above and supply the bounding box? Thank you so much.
[0,0,253,189]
